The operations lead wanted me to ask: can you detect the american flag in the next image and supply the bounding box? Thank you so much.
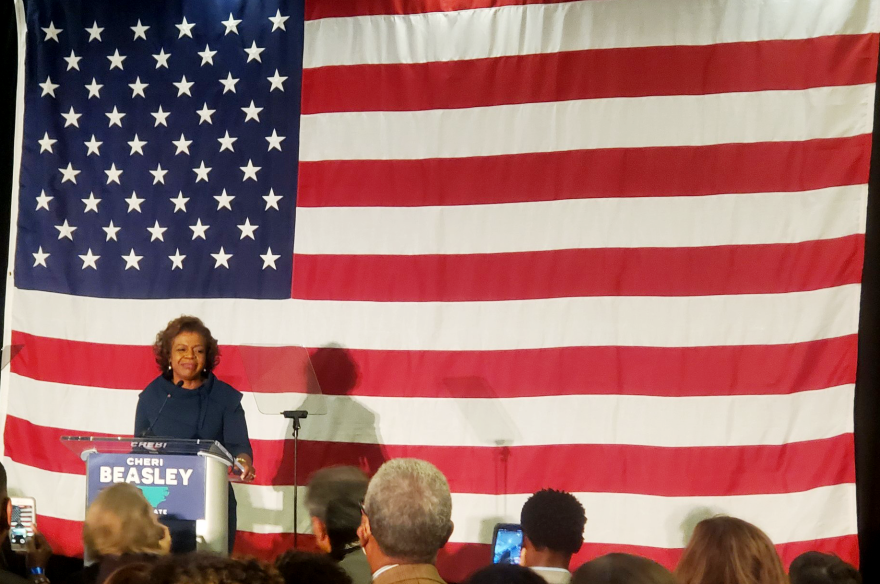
[1,0,876,580]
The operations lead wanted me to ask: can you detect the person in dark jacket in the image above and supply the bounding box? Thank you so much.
[134,316,255,553]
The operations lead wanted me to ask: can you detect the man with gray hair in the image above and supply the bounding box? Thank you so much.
[306,466,371,584]
[357,458,453,584]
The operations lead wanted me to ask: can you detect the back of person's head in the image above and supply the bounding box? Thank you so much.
[789,552,861,584]
[148,552,283,584]
[104,562,154,584]
[0,460,7,500]
[675,515,786,584]
[83,482,170,558]
[363,458,453,563]
[520,489,586,556]
[0,461,7,537]
[275,550,352,584]
[465,564,548,584]
[306,466,369,557]
[572,553,677,584]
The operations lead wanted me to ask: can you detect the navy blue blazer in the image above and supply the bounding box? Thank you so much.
[134,373,253,459]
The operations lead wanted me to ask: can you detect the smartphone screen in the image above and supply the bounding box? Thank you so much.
[492,523,523,564]
[9,497,36,552]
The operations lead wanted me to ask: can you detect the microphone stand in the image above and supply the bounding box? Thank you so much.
[282,410,308,548]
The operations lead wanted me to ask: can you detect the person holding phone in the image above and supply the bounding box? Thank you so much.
[0,462,52,584]
[134,316,255,552]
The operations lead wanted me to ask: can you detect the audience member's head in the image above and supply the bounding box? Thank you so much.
[466,564,548,584]
[520,489,586,570]
[275,550,353,584]
[572,553,677,584]
[104,562,154,584]
[0,460,8,539]
[306,466,369,559]
[147,552,283,584]
[789,552,860,584]
[359,458,453,567]
[83,482,171,559]
[675,516,786,584]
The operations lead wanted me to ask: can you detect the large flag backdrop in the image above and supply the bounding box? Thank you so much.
[1,0,878,579]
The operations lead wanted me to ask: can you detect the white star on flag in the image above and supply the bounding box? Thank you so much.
[85,78,103,99]
[214,189,235,210]
[153,48,171,69]
[39,76,59,97]
[106,106,125,127]
[107,49,126,70]
[190,218,209,240]
[122,249,144,270]
[220,73,239,94]
[38,132,56,153]
[174,75,194,97]
[222,13,241,35]
[125,192,144,213]
[42,22,62,42]
[266,129,285,151]
[32,247,49,268]
[64,50,82,71]
[59,163,80,183]
[55,219,76,240]
[198,45,217,66]
[150,164,168,184]
[176,17,195,38]
[269,10,289,31]
[169,249,186,270]
[62,107,81,127]
[81,192,101,213]
[193,161,212,182]
[79,249,100,270]
[241,160,261,181]
[245,41,265,63]
[35,190,53,211]
[242,100,263,122]
[131,20,150,40]
[128,135,147,155]
[85,21,103,42]
[129,77,148,98]
[267,70,287,92]
[197,103,215,124]
[151,106,170,127]
[103,220,121,241]
[237,218,258,239]
[170,192,189,213]
[263,188,282,210]
[218,131,237,152]
[147,221,167,242]
[104,163,123,184]
[84,135,102,156]
[211,247,232,268]
[173,134,192,155]
[261,247,280,269]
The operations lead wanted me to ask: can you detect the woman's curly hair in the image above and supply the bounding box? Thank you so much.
[148,553,283,584]
[153,316,220,376]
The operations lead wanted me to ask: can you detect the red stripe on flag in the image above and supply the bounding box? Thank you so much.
[5,417,855,498]
[303,35,879,113]
[11,332,857,398]
[297,137,871,207]
[292,237,864,301]
[305,0,574,20]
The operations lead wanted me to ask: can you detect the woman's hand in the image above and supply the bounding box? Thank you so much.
[235,454,256,482]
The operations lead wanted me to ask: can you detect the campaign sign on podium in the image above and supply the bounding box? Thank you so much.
[86,453,207,520]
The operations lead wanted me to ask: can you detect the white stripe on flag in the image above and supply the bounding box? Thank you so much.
[299,86,875,161]
[11,286,861,350]
[293,187,868,255]
[303,0,880,67]
[4,459,856,549]
[7,375,854,447]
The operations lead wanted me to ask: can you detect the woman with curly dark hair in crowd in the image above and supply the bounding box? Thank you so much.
[108,553,283,584]
[133,316,255,552]
[675,516,787,584]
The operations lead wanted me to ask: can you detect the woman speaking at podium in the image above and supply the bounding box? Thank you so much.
[134,315,256,552]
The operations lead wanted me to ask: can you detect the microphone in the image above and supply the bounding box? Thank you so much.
[140,381,182,437]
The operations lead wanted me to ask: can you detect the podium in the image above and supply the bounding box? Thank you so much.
[61,436,235,554]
